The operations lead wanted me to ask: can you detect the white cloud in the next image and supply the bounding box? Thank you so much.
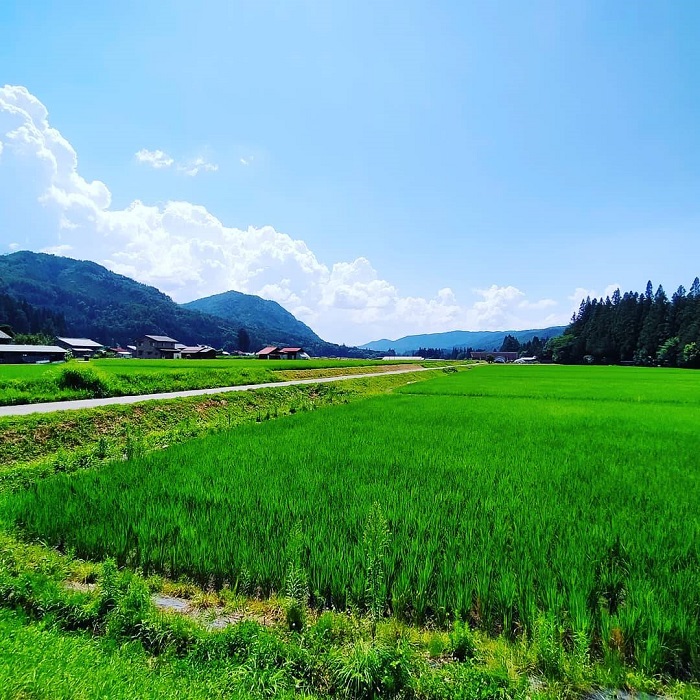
[8,242,20,251]
[240,156,254,166]
[178,157,218,177]
[135,148,174,169]
[135,149,218,177]
[0,85,567,345]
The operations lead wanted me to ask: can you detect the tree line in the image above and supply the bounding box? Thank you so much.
[548,278,700,367]
[0,293,67,341]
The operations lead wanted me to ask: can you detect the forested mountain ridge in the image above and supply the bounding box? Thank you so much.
[360,327,566,354]
[550,278,700,367]
[183,291,323,350]
[0,251,341,353]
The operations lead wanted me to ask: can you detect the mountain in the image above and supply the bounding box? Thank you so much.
[360,327,566,354]
[0,251,338,353]
[184,291,323,349]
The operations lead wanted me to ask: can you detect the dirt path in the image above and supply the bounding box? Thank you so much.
[0,366,440,417]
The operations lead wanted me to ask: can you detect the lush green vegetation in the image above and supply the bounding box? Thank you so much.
[0,357,426,406]
[3,530,695,700]
[551,277,700,366]
[0,291,66,336]
[5,366,698,682]
[0,541,528,700]
[0,369,443,492]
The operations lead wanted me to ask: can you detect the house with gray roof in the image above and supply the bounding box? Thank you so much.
[134,334,182,359]
[56,337,105,358]
[0,344,67,364]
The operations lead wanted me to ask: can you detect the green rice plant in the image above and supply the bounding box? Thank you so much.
[4,366,700,679]
[0,356,427,406]
[363,502,390,633]
[284,525,309,631]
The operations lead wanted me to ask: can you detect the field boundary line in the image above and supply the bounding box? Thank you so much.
[0,367,442,417]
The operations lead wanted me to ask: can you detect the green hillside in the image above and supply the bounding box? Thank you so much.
[0,252,336,353]
[183,289,323,349]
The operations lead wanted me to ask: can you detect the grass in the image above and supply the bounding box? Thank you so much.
[0,611,393,700]
[5,365,699,680]
[0,368,447,492]
[0,357,436,406]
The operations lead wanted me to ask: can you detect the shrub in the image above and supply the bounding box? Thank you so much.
[57,367,108,397]
[449,620,476,662]
[331,639,414,699]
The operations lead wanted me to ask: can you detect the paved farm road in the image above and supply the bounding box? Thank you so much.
[0,366,441,417]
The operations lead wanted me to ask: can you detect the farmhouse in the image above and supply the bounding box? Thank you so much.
[180,345,217,359]
[56,337,105,358]
[0,344,68,364]
[280,347,305,360]
[256,346,308,360]
[134,335,182,359]
[470,351,519,362]
[257,346,280,360]
[0,330,12,344]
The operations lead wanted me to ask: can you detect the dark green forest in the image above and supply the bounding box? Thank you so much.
[549,278,700,367]
[0,293,66,337]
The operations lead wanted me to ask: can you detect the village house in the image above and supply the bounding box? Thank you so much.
[180,345,218,359]
[0,344,68,364]
[257,346,281,360]
[134,335,182,359]
[56,337,105,359]
[256,346,308,360]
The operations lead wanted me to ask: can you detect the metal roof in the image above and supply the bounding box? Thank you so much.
[0,330,12,340]
[0,345,67,353]
[57,337,104,348]
[280,347,302,353]
[257,346,279,355]
[144,335,179,343]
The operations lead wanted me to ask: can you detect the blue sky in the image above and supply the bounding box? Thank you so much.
[1,1,699,344]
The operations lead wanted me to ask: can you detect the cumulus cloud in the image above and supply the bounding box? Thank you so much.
[0,85,567,345]
[135,148,174,169]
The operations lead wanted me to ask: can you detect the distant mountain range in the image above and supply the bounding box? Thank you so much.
[0,251,567,358]
[360,327,566,354]
[0,251,345,355]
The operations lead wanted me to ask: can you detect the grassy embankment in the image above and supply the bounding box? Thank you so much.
[1,365,698,698]
[0,368,445,491]
[0,357,445,406]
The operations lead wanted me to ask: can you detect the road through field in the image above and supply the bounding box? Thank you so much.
[0,366,442,417]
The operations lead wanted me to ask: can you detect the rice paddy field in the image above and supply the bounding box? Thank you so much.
[0,357,411,405]
[4,365,699,678]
